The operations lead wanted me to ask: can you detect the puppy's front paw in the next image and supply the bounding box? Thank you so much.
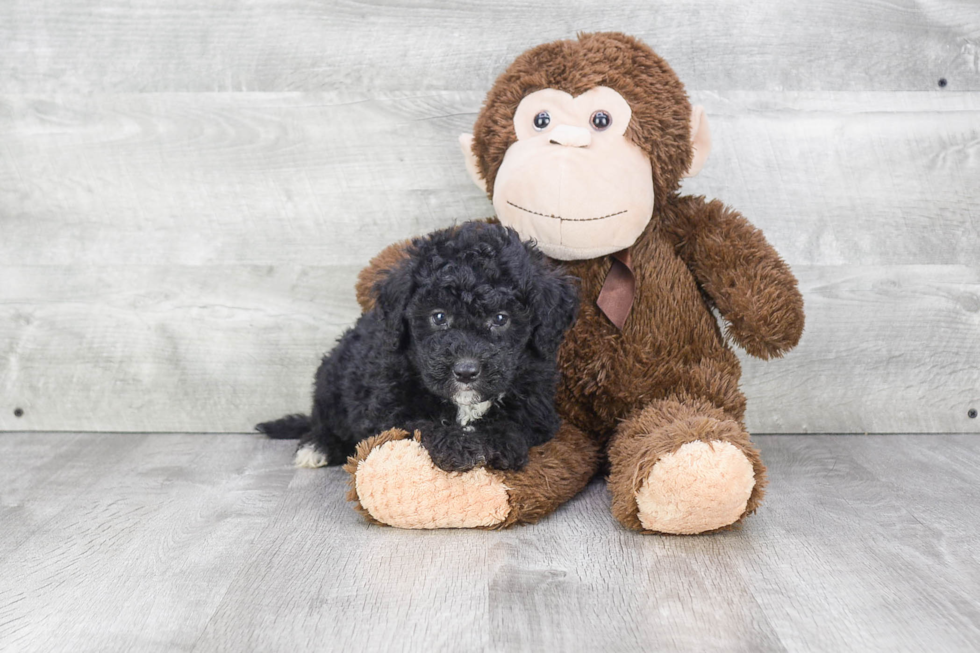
[426,438,489,473]
[406,420,487,472]
[487,446,529,471]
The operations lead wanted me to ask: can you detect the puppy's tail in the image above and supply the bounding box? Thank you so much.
[255,414,311,440]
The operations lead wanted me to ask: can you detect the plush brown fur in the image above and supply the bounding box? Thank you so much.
[354,237,411,311]
[493,420,602,528]
[607,395,767,533]
[350,32,804,533]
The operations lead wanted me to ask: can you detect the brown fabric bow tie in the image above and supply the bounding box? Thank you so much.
[596,248,635,330]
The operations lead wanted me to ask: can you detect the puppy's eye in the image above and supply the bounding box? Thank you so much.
[533,111,551,131]
[430,311,450,328]
[590,110,611,131]
[490,313,510,328]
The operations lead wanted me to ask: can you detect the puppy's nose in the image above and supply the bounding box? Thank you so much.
[453,359,481,383]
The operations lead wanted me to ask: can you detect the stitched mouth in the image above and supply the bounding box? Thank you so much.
[506,201,627,222]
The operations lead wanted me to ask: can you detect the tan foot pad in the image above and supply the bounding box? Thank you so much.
[354,438,510,529]
[635,440,755,534]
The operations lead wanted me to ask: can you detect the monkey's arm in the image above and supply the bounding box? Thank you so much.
[666,197,805,359]
[355,239,413,312]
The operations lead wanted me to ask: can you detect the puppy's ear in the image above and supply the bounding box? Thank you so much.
[373,257,416,350]
[527,252,579,357]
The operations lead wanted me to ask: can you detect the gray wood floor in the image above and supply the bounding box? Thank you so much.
[1,433,979,652]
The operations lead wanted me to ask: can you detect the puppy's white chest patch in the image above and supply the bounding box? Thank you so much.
[456,399,492,428]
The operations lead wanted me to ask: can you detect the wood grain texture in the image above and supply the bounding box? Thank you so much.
[2,2,979,435]
[681,91,980,267]
[2,432,980,652]
[0,433,296,653]
[2,92,978,266]
[0,265,363,432]
[733,434,980,652]
[0,92,487,267]
[0,432,154,566]
[740,265,980,434]
[2,264,977,434]
[0,0,977,93]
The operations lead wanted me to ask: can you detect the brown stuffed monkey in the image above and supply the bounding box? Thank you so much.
[342,32,804,534]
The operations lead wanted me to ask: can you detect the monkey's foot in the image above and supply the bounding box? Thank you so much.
[609,401,767,534]
[634,438,756,534]
[344,429,510,529]
[344,421,601,529]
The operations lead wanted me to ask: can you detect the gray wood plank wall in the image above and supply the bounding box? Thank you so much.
[1,1,978,433]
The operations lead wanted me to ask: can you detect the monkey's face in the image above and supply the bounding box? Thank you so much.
[490,87,655,261]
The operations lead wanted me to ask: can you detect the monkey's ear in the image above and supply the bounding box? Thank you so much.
[458,133,488,193]
[683,106,712,178]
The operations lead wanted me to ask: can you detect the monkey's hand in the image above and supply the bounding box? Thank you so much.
[669,197,805,359]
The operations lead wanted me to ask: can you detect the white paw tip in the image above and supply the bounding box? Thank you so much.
[294,443,330,468]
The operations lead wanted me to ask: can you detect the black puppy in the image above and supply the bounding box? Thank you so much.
[257,222,578,473]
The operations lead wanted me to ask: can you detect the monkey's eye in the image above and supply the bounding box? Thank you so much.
[590,110,611,131]
[490,313,510,329]
[533,111,551,131]
[430,311,450,328]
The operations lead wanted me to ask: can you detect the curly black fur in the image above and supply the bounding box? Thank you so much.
[257,222,579,472]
